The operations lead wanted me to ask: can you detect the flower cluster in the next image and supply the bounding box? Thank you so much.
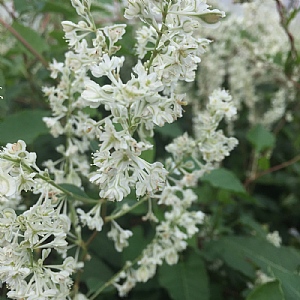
[166,89,238,188]
[196,0,298,128]
[113,187,205,296]
[0,0,241,299]
[0,141,80,299]
[0,140,39,201]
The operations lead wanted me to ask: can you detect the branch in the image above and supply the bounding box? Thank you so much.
[244,153,300,187]
[275,0,298,60]
[0,17,49,68]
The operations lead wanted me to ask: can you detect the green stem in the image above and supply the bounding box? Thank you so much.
[89,255,142,300]
[105,196,148,222]
[146,3,170,72]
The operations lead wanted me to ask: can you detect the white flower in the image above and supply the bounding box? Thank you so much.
[107,220,133,252]
[0,169,17,198]
[77,203,103,231]
[266,231,282,248]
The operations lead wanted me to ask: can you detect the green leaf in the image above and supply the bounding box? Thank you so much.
[140,137,155,163]
[246,281,284,300]
[59,183,90,199]
[204,236,300,299]
[81,256,114,293]
[271,269,300,300]
[41,1,76,17]
[202,168,246,194]
[247,124,275,153]
[12,22,49,55]
[155,122,183,138]
[0,110,50,145]
[158,252,209,300]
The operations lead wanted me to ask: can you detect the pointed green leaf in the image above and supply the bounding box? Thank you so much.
[0,110,50,145]
[246,281,284,300]
[12,22,49,55]
[204,236,300,300]
[202,168,246,194]
[247,124,275,153]
[158,252,209,300]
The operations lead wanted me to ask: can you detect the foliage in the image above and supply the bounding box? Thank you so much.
[0,0,300,299]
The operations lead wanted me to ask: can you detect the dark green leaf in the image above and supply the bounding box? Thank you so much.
[0,110,50,145]
[246,281,284,300]
[204,236,300,299]
[59,183,90,199]
[158,252,209,300]
[271,268,300,300]
[202,168,246,194]
[155,122,183,138]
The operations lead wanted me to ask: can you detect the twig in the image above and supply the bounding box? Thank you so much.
[244,153,300,187]
[275,0,298,60]
[0,17,48,68]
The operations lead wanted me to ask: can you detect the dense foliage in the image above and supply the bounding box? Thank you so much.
[0,0,300,299]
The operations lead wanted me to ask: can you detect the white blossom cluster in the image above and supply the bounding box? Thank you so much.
[196,0,298,129]
[113,187,205,296]
[165,89,238,188]
[0,0,240,299]
[0,141,81,299]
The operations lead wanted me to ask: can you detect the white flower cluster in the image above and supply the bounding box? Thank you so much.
[79,0,225,203]
[113,187,205,296]
[126,0,225,90]
[0,141,80,299]
[0,140,39,200]
[196,0,297,129]
[166,89,238,187]
[0,0,240,298]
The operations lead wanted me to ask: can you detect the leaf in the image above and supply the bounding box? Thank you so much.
[247,124,275,153]
[201,168,246,194]
[158,252,209,300]
[140,137,155,163]
[59,183,90,199]
[155,122,183,138]
[271,268,300,300]
[41,1,76,17]
[204,236,300,299]
[12,22,49,55]
[246,281,284,300]
[0,110,50,145]
[81,256,114,293]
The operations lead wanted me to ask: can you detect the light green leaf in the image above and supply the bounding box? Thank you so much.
[247,124,275,153]
[12,22,49,55]
[202,168,246,194]
[0,110,50,145]
[158,252,209,300]
[246,281,284,300]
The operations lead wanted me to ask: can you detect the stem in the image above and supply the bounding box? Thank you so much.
[244,153,300,187]
[105,196,148,222]
[275,0,298,60]
[146,3,170,72]
[0,17,49,68]
[89,255,142,300]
